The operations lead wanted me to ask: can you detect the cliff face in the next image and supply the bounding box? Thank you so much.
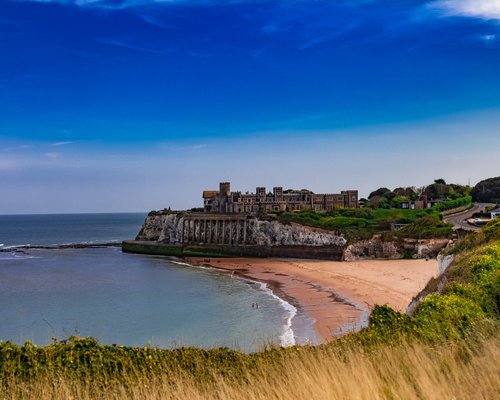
[343,235,450,261]
[135,214,180,242]
[135,213,347,247]
[252,220,346,247]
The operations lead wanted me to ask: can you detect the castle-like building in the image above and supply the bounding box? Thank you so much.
[203,182,358,214]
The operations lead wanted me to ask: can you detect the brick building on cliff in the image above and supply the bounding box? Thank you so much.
[203,182,358,214]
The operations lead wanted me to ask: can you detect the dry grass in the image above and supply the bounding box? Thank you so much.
[2,334,499,400]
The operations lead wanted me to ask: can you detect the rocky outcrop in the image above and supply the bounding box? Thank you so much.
[409,238,450,259]
[136,213,180,242]
[343,235,450,261]
[343,235,401,260]
[437,254,455,275]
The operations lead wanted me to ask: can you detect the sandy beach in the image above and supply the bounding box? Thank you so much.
[185,257,439,344]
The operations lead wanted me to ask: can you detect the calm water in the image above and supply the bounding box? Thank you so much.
[0,213,302,351]
[0,213,147,247]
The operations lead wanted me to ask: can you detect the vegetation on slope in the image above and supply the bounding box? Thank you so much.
[395,214,453,240]
[362,218,499,343]
[278,201,465,241]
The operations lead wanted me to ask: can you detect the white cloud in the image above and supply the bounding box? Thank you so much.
[189,144,208,149]
[428,0,500,20]
[96,37,166,54]
[139,14,176,29]
[44,152,61,158]
[74,0,101,4]
[2,144,33,151]
[479,34,496,42]
[51,141,73,146]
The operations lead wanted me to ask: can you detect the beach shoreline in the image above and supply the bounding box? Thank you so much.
[184,257,440,344]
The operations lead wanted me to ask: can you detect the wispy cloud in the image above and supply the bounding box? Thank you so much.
[106,153,128,158]
[19,0,253,8]
[189,143,208,149]
[44,152,61,158]
[428,0,500,21]
[187,50,209,58]
[2,144,33,152]
[298,21,362,51]
[96,37,167,54]
[479,34,497,43]
[261,21,281,35]
[160,142,209,151]
[138,14,177,29]
[21,0,127,8]
[51,141,73,146]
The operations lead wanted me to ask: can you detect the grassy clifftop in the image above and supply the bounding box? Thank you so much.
[279,207,455,241]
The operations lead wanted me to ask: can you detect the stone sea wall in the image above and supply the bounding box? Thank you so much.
[122,241,346,260]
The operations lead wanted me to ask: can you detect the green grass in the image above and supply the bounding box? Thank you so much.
[395,214,453,239]
[278,206,453,241]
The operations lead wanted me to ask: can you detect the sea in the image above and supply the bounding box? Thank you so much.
[0,213,310,352]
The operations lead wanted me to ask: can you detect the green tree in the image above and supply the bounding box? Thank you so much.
[471,176,500,203]
[368,187,391,199]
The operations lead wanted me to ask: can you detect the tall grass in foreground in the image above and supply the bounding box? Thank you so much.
[2,332,499,400]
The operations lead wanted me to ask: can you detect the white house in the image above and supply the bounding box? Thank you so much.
[491,208,500,219]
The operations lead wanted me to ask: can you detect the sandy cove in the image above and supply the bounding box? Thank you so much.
[185,257,439,344]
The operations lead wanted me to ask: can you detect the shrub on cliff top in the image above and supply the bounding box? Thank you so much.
[319,216,368,230]
[397,214,453,239]
[412,293,485,341]
[449,218,500,254]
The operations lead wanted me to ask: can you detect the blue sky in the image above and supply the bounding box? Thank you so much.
[1,0,499,213]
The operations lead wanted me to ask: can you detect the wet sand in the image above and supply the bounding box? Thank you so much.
[185,257,439,343]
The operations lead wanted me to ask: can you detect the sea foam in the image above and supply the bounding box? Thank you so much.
[258,281,297,347]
